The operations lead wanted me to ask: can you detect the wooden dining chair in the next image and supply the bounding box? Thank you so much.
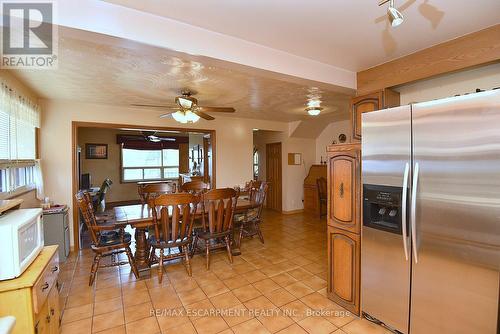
[316,177,327,218]
[94,178,113,213]
[236,182,268,245]
[148,193,199,282]
[75,191,139,286]
[138,182,177,204]
[193,188,238,270]
[180,180,210,194]
[248,180,263,202]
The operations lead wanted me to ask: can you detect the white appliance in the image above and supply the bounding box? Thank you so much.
[0,208,44,280]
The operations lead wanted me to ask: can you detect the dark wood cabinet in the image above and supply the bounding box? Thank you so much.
[327,226,360,315]
[303,164,327,216]
[327,144,361,234]
[351,89,400,140]
[327,143,361,316]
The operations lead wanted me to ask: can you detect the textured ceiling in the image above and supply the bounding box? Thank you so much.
[103,0,500,71]
[10,28,352,122]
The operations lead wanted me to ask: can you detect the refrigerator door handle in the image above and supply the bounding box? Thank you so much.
[411,162,420,263]
[401,162,410,261]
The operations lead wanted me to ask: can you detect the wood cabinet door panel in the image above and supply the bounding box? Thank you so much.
[328,149,359,233]
[351,93,381,140]
[331,158,353,223]
[327,226,360,315]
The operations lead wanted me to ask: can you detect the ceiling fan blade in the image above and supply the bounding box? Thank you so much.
[197,106,235,113]
[159,111,176,118]
[158,137,176,142]
[131,104,179,109]
[193,110,215,121]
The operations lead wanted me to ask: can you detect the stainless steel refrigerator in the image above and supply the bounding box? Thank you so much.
[361,90,500,334]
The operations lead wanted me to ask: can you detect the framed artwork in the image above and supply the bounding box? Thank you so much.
[85,143,108,159]
[287,153,302,165]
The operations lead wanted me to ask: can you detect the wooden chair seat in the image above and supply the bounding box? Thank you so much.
[149,235,191,248]
[97,231,132,246]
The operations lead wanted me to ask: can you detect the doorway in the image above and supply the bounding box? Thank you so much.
[71,121,216,251]
[266,142,282,211]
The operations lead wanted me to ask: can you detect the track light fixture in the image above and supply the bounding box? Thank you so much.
[379,0,404,27]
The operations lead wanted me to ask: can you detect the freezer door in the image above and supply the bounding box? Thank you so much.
[361,105,411,334]
[411,91,500,334]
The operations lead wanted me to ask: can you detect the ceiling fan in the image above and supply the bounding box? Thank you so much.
[141,131,176,142]
[132,90,235,123]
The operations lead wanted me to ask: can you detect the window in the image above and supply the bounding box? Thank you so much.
[253,148,259,180]
[0,165,36,194]
[0,83,40,198]
[122,148,180,182]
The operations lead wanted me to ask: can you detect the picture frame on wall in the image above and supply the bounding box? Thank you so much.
[85,143,108,159]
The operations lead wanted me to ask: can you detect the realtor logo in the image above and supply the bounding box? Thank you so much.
[1,1,58,68]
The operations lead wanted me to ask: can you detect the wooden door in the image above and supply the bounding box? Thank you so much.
[203,137,212,186]
[328,147,360,234]
[327,226,360,315]
[266,142,282,211]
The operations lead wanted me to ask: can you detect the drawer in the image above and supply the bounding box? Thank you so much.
[32,252,59,314]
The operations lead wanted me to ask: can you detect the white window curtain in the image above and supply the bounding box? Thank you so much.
[34,159,45,200]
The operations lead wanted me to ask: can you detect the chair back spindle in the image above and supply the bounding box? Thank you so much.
[148,193,199,244]
[201,188,238,234]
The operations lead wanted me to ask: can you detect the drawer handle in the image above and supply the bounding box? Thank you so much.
[41,282,49,291]
[339,182,344,198]
[51,265,58,273]
[50,307,55,316]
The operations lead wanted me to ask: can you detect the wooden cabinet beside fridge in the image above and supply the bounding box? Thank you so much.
[351,89,400,141]
[327,225,360,315]
[327,143,361,315]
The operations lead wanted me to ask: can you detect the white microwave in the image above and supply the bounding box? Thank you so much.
[0,208,44,280]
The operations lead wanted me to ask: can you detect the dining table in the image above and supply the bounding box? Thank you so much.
[114,198,258,274]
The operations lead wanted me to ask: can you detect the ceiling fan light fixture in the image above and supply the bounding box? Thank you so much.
[177,96,193,109]
[387,0,404,27]
[185,110,200,123]
[306,106,323,116]
[172,110,200,123]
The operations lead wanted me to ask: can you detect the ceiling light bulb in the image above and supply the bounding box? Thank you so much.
[172,111,188,123]
[388,0,404,27]
[306,106,323,116]
[185,110,200,123]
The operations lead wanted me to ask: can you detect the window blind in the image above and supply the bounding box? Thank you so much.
[0,83,40,161]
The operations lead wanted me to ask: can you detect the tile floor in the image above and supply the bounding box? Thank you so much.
[58,210,391,334]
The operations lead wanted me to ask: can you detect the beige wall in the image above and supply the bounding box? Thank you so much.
[395,62,500,105]
[40,99,287,246]
[78,128,139,202]
[253,129,315,212]
[315,120,351,164]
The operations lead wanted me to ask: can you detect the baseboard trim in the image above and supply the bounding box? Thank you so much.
[281,209,304,215]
